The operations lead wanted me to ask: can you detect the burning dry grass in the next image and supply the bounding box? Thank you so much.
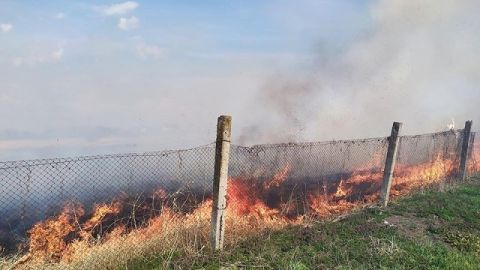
[468,143,480,175]
[4,200,296,270]
[5,205,211,269]
[2,153,476,270]
[391,155,456,196]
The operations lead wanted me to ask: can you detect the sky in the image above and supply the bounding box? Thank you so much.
[0,0,479,160]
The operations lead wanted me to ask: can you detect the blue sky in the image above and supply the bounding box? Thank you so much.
[0,1,372,65]
[0,1,374,160]
[0,0,479,160]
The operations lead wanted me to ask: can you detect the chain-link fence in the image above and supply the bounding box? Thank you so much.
[223,130,465,241]
[391,130,462,196]
[0,128,474,269]
[468,132,480,176]
[0,145,216,267]
[226,137,388,222]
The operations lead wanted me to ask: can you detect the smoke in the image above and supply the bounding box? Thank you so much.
[1,0,479,160]
[239,0,480,145]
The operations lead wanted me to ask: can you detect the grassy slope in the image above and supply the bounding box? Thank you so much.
[128,178,480,270]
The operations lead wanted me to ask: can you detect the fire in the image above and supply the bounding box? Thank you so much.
[308,194,357,217]
[80,201,123,240]
[335,180,347,197]
[228,177,280,219]
[308,168,383,217]
[15,155,462,267]
[27,202,84,261]
[468,141,480,174]
[308,155,458,217]
[391,155,456,196]
[263,165,291,189]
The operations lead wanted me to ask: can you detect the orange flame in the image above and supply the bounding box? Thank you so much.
[27,202,84,261]
[391,155,455,197]
[80,201,122,240]
[468,142,480,174]
[228,176,280,220]
[21,155,461,265]
[263,165,291,189]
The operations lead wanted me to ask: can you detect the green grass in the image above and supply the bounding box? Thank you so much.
[127,178,480,270]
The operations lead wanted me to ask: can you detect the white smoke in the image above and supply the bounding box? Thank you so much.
[447,118,455,131]
[240,0,480,144]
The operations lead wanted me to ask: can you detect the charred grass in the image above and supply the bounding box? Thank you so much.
[128,177,480,269]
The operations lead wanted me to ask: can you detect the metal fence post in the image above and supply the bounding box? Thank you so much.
[380,122,402,207]
[211,115,232,250]
[459,120,473,181]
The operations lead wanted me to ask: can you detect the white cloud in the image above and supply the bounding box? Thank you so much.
[118,16,139,30]
[136,43,164,59]
[13,47,65,67]
[54,12,66,19]
[1,23,13,33]
[98,1,139,16]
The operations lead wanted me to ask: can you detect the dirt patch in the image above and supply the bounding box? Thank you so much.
[385,215,442,244]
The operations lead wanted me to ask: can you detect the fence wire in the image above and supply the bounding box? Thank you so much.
[0,145,215,261]
[391,130,463,196]
[227,138,388,224]
[468,132,480,176]
[0,129,473,269]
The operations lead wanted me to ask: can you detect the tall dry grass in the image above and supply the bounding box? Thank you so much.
[2,199,298,270]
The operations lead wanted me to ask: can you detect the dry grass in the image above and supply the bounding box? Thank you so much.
[1,199,299,270]
[3,203,210,270]
[0,197,394,269]
[2,173,474,269]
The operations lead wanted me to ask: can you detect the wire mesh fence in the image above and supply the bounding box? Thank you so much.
[392,130,463,196]
[219,138,389,246]
[227,137,388,219]
[0,145,216,266]
[0,127,474,269]
[468,132,480,176]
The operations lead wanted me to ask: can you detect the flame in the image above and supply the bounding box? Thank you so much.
[308,155,457,217]
[468,141,480,174]
[18,155,462,266]
[308,194,357,217]
[263,165,291,189]
[80,201,123,240]
[27,202,84,261]
[228,177,280,219]
[334,180,347,197]
[308,168,383,217]
[391,155,455,196]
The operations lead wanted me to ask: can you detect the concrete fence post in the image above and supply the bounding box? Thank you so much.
[211,115,232,250]
[380,122,402,207]
[459,120,473,181]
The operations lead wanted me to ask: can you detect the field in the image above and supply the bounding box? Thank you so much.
[128,177,480,269]
[0,129,478,269]
[2,1,479,269]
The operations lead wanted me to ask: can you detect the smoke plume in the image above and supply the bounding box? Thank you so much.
[239,0,480,145]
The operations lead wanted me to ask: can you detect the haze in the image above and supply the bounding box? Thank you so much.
[0,0,479,160]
